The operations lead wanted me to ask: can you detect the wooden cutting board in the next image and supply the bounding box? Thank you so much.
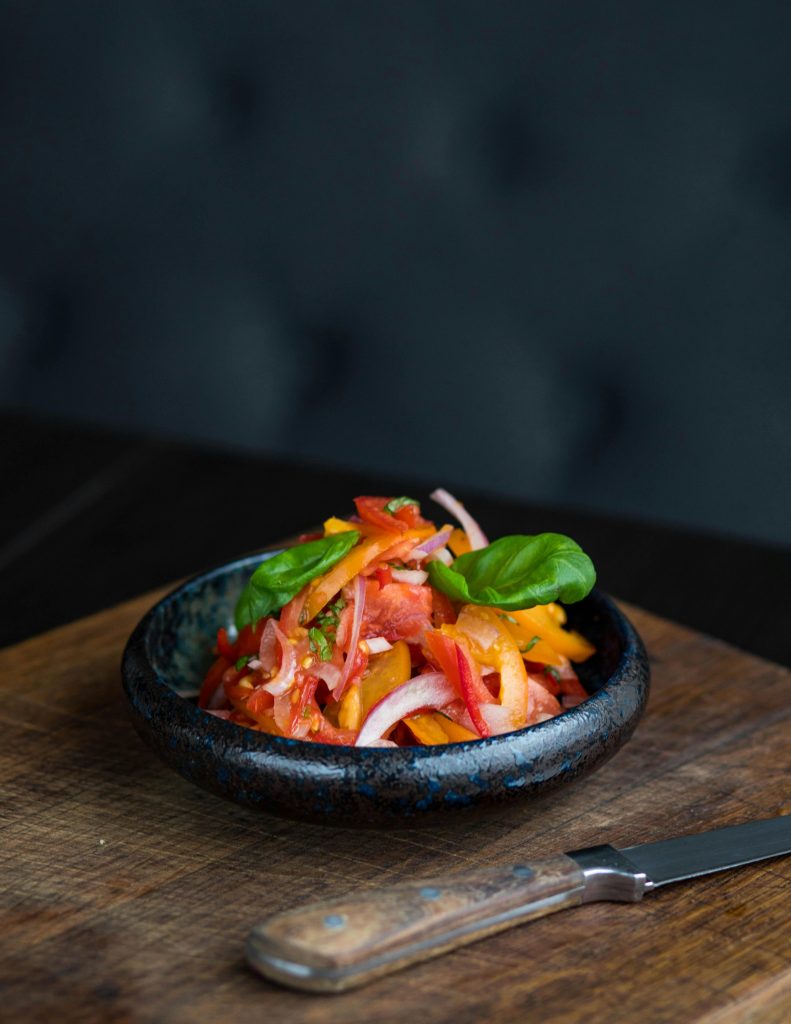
[1,593,790,1024]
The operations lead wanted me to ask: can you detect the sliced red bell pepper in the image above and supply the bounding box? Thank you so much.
[374,565,393,589]
[455,643,491,738]
[424,630,491,737]
[198,655,231,708]
[216,627,236,660]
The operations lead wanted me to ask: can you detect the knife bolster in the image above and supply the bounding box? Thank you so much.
[568,844,650,902]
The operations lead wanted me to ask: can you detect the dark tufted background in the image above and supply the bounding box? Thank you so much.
[1,1,790,543]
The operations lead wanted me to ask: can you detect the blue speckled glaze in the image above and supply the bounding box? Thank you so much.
[121,550,650,828]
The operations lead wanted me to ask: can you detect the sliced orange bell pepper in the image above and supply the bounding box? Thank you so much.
[302,529,430,623]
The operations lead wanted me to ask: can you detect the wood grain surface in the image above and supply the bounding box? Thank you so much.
[1,593,790,1023]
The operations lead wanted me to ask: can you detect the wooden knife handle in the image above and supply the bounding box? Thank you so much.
[246,855,585,993]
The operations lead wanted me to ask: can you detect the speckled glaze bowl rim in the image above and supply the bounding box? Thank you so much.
[122,551,648,762]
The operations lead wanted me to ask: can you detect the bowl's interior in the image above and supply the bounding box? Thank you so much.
[147,553,622,709]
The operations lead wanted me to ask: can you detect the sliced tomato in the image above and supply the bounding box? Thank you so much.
[363,580,433,643]
[391,502,430,529]
[527,677,563,721]
[289,673,319,736]
[354,496,408,533]
[246,685,275,717]
[431,587,457,627]
[312,719,358,745]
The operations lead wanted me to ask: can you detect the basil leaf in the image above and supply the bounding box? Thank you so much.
[383,496,419,514]
[519,636,541,654]
[308,627,333,661]
[427,533,595,611]
[235,530,360,629]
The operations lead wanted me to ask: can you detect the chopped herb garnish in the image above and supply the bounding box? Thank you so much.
[498,613,519,624]
[235,654,254,671]
[308,627,333,661]
[301,706,312,719]
[519,636,541,654]
[544,665,561,682]
[384,496,419,515]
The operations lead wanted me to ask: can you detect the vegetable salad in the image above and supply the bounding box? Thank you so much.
[198,490,597,746]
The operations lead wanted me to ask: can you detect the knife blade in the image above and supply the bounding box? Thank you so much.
[246,814,791,993]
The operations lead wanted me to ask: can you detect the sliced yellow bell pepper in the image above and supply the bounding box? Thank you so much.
[435,714,479,742]
[338,681,363,730]
[323,516,357,535]
[443,605,529,729]
[404,712,479,745]
[301,529,429,623]
[497,615,564,667]
[359,640,412,715]
[448,527,471,557]
[335,640,413,729]
[545,602,567,625]
[508,606,594,662]
[404,713,449,745]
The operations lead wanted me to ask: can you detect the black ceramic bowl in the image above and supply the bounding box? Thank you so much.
[121,552,649,828]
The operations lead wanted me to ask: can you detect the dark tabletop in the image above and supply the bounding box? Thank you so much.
[2,410,790,668]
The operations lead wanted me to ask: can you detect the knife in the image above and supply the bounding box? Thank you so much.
[246,814,791,993]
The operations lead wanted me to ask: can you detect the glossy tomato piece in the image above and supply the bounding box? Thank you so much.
[431,587,456,626]
[363,580,433,643]
[353,496,408,533]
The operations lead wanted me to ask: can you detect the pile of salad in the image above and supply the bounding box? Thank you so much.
[198,490,597,747]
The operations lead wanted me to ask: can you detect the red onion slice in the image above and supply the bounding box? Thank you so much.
[364,636,393,654]
[430,488,488,550]
[355,672,456,746]
[307,660,342,691]
[335,574,366,699]
[428,546,453,566]
[390,568,428,585]
[259,620,297,695]
[258,619,279,670]
[206,708,232,719]
[408,526,453,561]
